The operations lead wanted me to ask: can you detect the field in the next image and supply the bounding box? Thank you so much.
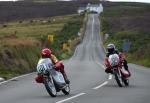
[0,15,73,38]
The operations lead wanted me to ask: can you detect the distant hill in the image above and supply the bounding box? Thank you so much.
[0,0,101,22]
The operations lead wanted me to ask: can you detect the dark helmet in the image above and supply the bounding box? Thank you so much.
[107,43,115,53]
[41,48,52,58]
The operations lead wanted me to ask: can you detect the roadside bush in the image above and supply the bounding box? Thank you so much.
[100,17,112,34]
[3,24,7,28]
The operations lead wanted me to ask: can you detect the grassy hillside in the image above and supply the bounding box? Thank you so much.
[0,14,85,79]
[100,2,150,67]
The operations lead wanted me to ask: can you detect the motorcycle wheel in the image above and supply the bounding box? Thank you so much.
[114,71,123,87]
[123,78,129,86]
[62,84,70,95]
[44,77,57,97]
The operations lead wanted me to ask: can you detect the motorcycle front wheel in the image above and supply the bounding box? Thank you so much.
[44,77,57,97]
[123,78,129,86]
[62,84,70,95]
[114,71,123,87]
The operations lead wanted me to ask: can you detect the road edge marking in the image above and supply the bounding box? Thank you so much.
[0,72,35,85]
[56,93,86,103]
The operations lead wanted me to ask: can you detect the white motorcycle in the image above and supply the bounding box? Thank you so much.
[36,58,70,97]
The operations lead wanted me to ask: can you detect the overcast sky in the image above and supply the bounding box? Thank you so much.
[0,0,150,3]
[0,0,17,1]
[108,0,150,3]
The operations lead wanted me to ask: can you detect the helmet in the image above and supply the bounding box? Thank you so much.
[107,43,115,53]
[41,48,52,58]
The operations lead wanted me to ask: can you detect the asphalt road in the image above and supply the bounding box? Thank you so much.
[0,14,150,103]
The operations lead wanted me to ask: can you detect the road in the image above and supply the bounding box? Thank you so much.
[0,14,150,103]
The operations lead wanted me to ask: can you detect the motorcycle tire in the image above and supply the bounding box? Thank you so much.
[62,84,70,95]
[123,78,129,86]
[114,71,123,87]
[44,77,57,97]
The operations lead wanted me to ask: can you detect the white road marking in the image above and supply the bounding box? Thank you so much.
[56,93,86,103]
[0,72,34,85]
[92,16,94,39]
[93,81,108,90]
[93,62,112,90]
[69,46,78,61]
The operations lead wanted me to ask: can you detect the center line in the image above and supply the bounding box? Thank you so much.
[56,93,86,103]
[93,81,108,90]
[92,16,94,39]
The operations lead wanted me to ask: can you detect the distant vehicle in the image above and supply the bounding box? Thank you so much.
[36,58,70,97]
[90,11,98,14]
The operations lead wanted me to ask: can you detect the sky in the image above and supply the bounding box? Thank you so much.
[0,0,150,3]
[0,0,18,1]
[108,0,150,3]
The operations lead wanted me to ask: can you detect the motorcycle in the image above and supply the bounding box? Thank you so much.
[36,58,70,97]
[104,53,130,87]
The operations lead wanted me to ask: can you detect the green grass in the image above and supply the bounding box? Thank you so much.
[0,15,74,38]
[102,5,150,17]
[0,69,18,79]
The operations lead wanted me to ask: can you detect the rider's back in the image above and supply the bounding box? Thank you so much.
[37,58,53,66]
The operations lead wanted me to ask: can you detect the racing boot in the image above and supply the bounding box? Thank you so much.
[124,66,131,77]
[63,73,70,84]
[105,67,113,74]
[123,60,131,77]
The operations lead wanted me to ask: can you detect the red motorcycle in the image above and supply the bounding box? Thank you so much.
[104,53,130,87]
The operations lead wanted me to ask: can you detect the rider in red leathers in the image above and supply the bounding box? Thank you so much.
[35,48,70,84]
[104,44,131,76]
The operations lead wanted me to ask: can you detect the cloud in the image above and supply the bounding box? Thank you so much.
[108,0,150,3]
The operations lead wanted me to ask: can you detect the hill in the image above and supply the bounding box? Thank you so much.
[0,0,100,22]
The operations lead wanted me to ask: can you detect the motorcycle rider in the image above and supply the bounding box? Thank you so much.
[104,43,131,76]
[35,48,70,84]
